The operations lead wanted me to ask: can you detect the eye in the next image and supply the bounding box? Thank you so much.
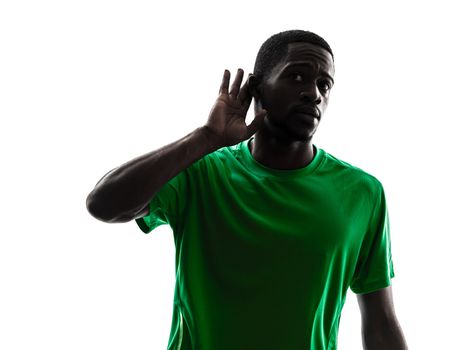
[318,80,332,92]
[291,73,304,82]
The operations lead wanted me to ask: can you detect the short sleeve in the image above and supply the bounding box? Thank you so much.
[135,167,190,234]
[350,184,395,294]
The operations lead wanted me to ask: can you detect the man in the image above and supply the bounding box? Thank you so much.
[86,30,408,349]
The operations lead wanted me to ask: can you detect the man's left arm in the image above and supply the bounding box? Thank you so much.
[357,285,409,349]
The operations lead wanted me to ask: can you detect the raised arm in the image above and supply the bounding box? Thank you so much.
[86,69,267,223]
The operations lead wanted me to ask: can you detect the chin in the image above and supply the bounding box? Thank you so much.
[283,128,316,143]
[265,117,317,143]
[291,124,318,141]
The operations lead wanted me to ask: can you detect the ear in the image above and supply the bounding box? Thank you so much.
[247,74,261,100]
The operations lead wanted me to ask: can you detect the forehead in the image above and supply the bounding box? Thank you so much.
[271,42,335,77]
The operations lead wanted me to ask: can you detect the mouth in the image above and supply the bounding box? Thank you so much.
[293,106,321,120]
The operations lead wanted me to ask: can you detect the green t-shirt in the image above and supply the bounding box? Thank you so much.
[136,138,395,350]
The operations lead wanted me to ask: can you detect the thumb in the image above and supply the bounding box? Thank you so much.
[246,109,267,138]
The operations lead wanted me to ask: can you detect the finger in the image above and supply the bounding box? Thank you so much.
[240,90,253,115]
[219,69,230,95]
[237,78,251,104]
[229,68,244,97]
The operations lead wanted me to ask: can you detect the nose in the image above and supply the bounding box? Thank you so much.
[300,85,321,105]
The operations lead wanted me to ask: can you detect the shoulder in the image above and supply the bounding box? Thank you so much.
[184,142,243,175]
[319,149,384,195]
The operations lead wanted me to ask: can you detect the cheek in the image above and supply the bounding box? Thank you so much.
[320,97,329,110]
[268,88,297,107]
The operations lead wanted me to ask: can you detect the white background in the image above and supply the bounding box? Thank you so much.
[1,0,467,349]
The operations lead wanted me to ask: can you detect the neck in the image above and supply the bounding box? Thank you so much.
[248,130,315,170]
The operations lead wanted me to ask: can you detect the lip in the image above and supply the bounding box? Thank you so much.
[293,106,321,119]
[295,113,318,125]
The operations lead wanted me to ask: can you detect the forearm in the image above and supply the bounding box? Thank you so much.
[362,317,408,350]
[86,126,218,222]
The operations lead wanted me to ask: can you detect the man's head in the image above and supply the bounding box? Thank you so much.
[248,30,335,142]
[252,30,333,84]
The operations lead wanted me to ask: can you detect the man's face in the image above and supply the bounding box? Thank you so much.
[256,42,335,142]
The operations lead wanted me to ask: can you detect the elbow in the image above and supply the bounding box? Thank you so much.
[86,191,126,223]
[86,191,110,222]
[86,184,141,223]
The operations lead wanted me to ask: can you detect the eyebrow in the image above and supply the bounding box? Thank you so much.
[281,62,335,84]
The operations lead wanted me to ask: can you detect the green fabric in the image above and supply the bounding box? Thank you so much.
[135,138,394,350]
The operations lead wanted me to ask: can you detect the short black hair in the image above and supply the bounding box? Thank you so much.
[253,29,333,82]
